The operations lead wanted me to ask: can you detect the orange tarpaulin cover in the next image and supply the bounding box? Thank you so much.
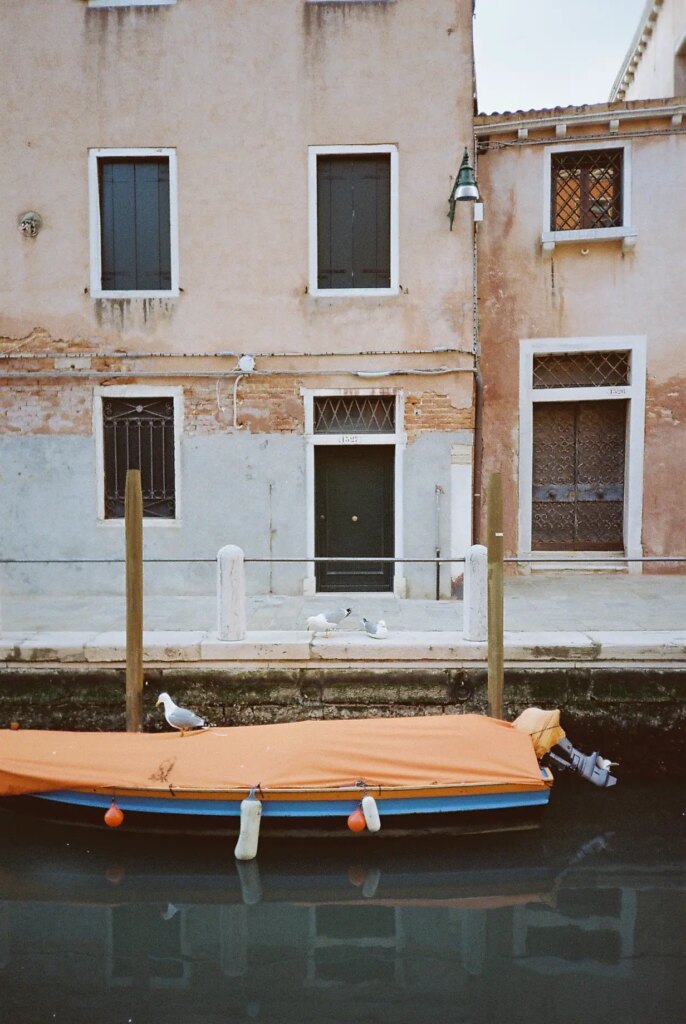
[0,714,547,798]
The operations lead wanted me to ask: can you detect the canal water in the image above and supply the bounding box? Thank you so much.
[0,782,683,1024]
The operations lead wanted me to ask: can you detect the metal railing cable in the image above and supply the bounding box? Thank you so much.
[1,556,685,564]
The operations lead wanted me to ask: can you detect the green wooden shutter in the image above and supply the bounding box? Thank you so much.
[100,158,171,290]
[317,155,391,289]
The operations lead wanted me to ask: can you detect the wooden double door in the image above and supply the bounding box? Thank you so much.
[532,400,626,551]
[315,445,394,592]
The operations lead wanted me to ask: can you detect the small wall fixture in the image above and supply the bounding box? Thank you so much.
[448,148,479,230]
[18,211,42,237]
[237,354,255,374]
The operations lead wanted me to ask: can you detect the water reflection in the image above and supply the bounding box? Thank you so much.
[0,783,683,1024]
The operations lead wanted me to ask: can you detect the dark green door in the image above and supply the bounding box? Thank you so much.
[315,445,394,592]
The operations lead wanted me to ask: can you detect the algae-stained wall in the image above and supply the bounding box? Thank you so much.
[0,0,476,601]
[475,105,686,563]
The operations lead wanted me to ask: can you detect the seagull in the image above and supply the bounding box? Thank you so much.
[306,607,352,636]
[156,692,211,735]
[362,617,388,639]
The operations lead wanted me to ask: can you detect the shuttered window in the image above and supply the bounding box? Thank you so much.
[317,154,391,289]
[99,158,172,291]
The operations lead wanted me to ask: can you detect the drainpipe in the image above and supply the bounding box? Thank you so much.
[471,143,484,546]
[435,484,444,600]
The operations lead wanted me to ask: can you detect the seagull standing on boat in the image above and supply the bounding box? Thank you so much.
[156,692,211,735]
[306,607,352,636]
[362,617,388,639]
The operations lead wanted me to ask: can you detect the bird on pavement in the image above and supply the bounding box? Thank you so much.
[306,607,352,636]
[156,692,211,735]
[362,617,388,639]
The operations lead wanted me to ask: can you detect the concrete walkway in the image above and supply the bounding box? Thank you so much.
[1,574,685,668]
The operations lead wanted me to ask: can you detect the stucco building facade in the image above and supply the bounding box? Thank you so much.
[611,0,686,101]
[1,0,478,601]
[474,95,685,569]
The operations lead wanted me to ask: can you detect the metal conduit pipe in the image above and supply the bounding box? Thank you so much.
[1,367,474,380]
[0,347,472,360]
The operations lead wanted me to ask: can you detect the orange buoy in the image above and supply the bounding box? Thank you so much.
[347,806,366,833]
[104,801,124,828]
[9,721,20,730]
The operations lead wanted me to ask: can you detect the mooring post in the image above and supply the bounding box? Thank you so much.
[125,469,144,732]
[463,544,488,642]
[217,544,247,641]
[486,472,504,719]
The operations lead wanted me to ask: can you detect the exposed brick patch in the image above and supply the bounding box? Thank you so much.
[1,372,474,438]
[0,382,93,435]
[404,390,474,441]
[186,376,305,435]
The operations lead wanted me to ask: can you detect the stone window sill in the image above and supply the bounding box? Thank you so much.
[541,226,638,253]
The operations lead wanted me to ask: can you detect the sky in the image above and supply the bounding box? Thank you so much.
[473,0,647,113]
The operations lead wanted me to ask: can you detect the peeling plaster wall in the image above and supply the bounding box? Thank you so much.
[0,0,474,355]
[1,1,476,600]
[476,126,686,562]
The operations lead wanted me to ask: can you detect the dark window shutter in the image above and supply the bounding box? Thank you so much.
[317,155,391,289]
[99,158,171,291]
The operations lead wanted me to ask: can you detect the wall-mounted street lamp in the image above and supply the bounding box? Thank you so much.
[448,147,480,230]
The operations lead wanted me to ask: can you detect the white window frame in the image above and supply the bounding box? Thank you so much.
[93,385,183,526]
[308,144,399,298]
[88,147,180,299]
[518,336,646,568]
[88,1,176,8]
[301,388,407,596]
[541,140,637,252]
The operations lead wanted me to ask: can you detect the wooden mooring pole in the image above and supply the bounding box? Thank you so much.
[125,469,144,732]
[486,472,504,719]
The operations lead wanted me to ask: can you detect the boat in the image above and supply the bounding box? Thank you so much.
[0,709,616,857]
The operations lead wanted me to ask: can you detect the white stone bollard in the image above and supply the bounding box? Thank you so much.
[463,544,487,642]
[217,545,246,641]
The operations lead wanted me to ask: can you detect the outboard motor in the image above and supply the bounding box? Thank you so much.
[548,737,618,787]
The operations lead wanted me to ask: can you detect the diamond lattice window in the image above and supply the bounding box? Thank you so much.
[533,351,630,390]
[551,149,623,231]
[313,395,395,433]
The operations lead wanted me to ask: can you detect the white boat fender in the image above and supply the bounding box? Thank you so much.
[361,794,381,833]
[362,867,382,899]
[235,859,263,905]
[234,786,263,861]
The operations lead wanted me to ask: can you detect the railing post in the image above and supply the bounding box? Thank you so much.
[125,469,144,733]
[463,544,487,642]
[217,545,246,641]
[486,472,504,720]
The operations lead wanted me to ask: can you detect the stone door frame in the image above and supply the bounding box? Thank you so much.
[518,336,647,569]
[301,388,407,596]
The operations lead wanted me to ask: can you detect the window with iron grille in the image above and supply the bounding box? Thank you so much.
[551,149,623,231]
[97,157,172,291]
[533,351,630,389]
[314,395,396,433]
[103,397,176,518]
[316,154,391,290]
